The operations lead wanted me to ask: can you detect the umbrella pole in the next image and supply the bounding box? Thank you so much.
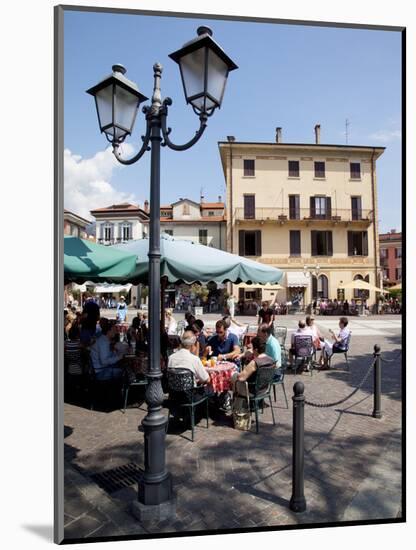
[160,276,167,333]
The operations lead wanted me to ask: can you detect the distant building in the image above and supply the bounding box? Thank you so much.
[64,209,92,239]
[218,125,385,306]
[379,229,402,285]
[158,196,226,250]
[90,203,149,245]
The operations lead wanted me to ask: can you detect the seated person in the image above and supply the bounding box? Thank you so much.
[257,323,281,367]
[204,319,241,362]
[233,337,275,396]
[168,330,211,398]
[288,320,313,367]
[187,320,207,358]
[321,317,351,369]
[305,315,323,350]
[90,319,125,381]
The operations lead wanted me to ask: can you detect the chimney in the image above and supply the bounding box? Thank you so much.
[227,135,235,142]
[144,199,149,213]
[314,124,321,144]
[390,229,396,234]
[218,195,222,203]
[275,127,282,143]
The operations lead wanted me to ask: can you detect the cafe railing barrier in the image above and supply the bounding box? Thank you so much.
[289,345,400,513]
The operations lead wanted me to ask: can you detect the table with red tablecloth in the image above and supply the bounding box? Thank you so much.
[204,362,237,393]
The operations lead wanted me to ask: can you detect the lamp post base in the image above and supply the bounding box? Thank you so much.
[131,487,176,522]
[289,496,307,513]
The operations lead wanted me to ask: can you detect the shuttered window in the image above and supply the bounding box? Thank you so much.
[311,231,333,256]
[289,231,301,256]
[347,231,368,256]
[310,196,331,219]
[288,160,300,177]
[239,230,262,256]
[314,161,325,178]
[350,162,361,179]
[243,159,255,176]
[244,195,255,219]
[289,195,300,219]
[351,196,362,220]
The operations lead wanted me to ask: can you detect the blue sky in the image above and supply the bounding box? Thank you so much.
[63,10,402,232]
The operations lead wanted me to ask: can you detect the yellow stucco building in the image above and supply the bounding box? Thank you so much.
[218,127,385,308]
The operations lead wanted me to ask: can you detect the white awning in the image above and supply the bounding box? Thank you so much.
[236,283,285,290]
[286,272,309,287]
[93,283,132,294]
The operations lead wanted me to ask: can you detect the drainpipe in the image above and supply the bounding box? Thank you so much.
[228,138,234,300]
[370,148,379,306]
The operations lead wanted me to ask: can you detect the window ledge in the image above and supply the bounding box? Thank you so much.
[287,176,300,180]
[349,178,362,182]
[313,177,326,181]
[242,176,256,179]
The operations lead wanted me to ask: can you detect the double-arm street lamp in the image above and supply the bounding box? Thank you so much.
[87,26,237,516]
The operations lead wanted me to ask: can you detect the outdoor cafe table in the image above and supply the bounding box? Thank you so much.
[204,361,237,394]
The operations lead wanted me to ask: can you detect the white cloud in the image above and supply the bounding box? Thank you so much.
[368,129,401,142]
[64,146,139,219]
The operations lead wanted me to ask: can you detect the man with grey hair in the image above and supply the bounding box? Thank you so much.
[167,330,210,386]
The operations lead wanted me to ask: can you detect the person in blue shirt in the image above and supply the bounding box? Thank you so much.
[90,319,124,380]
[204,319,241,362]
[116,296,128,323]
[258,323,282,367]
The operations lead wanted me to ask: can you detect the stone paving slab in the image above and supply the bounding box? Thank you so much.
[63,317,403,538]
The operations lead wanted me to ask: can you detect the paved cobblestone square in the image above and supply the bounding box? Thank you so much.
[63,314,403,540]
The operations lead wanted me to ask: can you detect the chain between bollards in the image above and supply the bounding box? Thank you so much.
[290,381,306,513]
[372,344,382,419]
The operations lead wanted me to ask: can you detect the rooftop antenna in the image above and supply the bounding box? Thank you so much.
[345,118,350,144]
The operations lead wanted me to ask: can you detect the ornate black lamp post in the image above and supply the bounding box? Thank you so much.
[87,26,237,517]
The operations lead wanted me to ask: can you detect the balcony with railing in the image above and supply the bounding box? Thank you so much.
[97,237,133,245]
[234,207,373,226]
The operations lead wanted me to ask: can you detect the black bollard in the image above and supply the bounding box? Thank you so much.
[289,381,306,513]
[372,344,382,419]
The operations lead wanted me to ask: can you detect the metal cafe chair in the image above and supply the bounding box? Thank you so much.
[166,368,209,442]
[248,365,276,433]
[328,331,352,370]
[292,335,314,375]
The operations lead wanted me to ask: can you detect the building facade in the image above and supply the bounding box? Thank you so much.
[64,209,92,239]
[379,229,402,285]
[90,203,149,245]
[159,198,226,250]
[219,127,385,307]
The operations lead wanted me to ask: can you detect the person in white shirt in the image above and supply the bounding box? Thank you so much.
[168,330,210,387]
[321,317,351,369]
[223,316,246,342]
[165,308,178,336]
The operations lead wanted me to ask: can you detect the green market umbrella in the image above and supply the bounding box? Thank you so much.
[64,236,138,284]
[113,234,283,285]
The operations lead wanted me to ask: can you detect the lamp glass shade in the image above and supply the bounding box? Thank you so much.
[206,49,229,106]
[114,85,139,134]
[179,48,206,109]
[95,84,113,131]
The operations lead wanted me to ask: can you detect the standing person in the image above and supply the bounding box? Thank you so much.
[258,301,275,335]
[227,294,236,318]
[116,295,127,323]
[165,309,178,335]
